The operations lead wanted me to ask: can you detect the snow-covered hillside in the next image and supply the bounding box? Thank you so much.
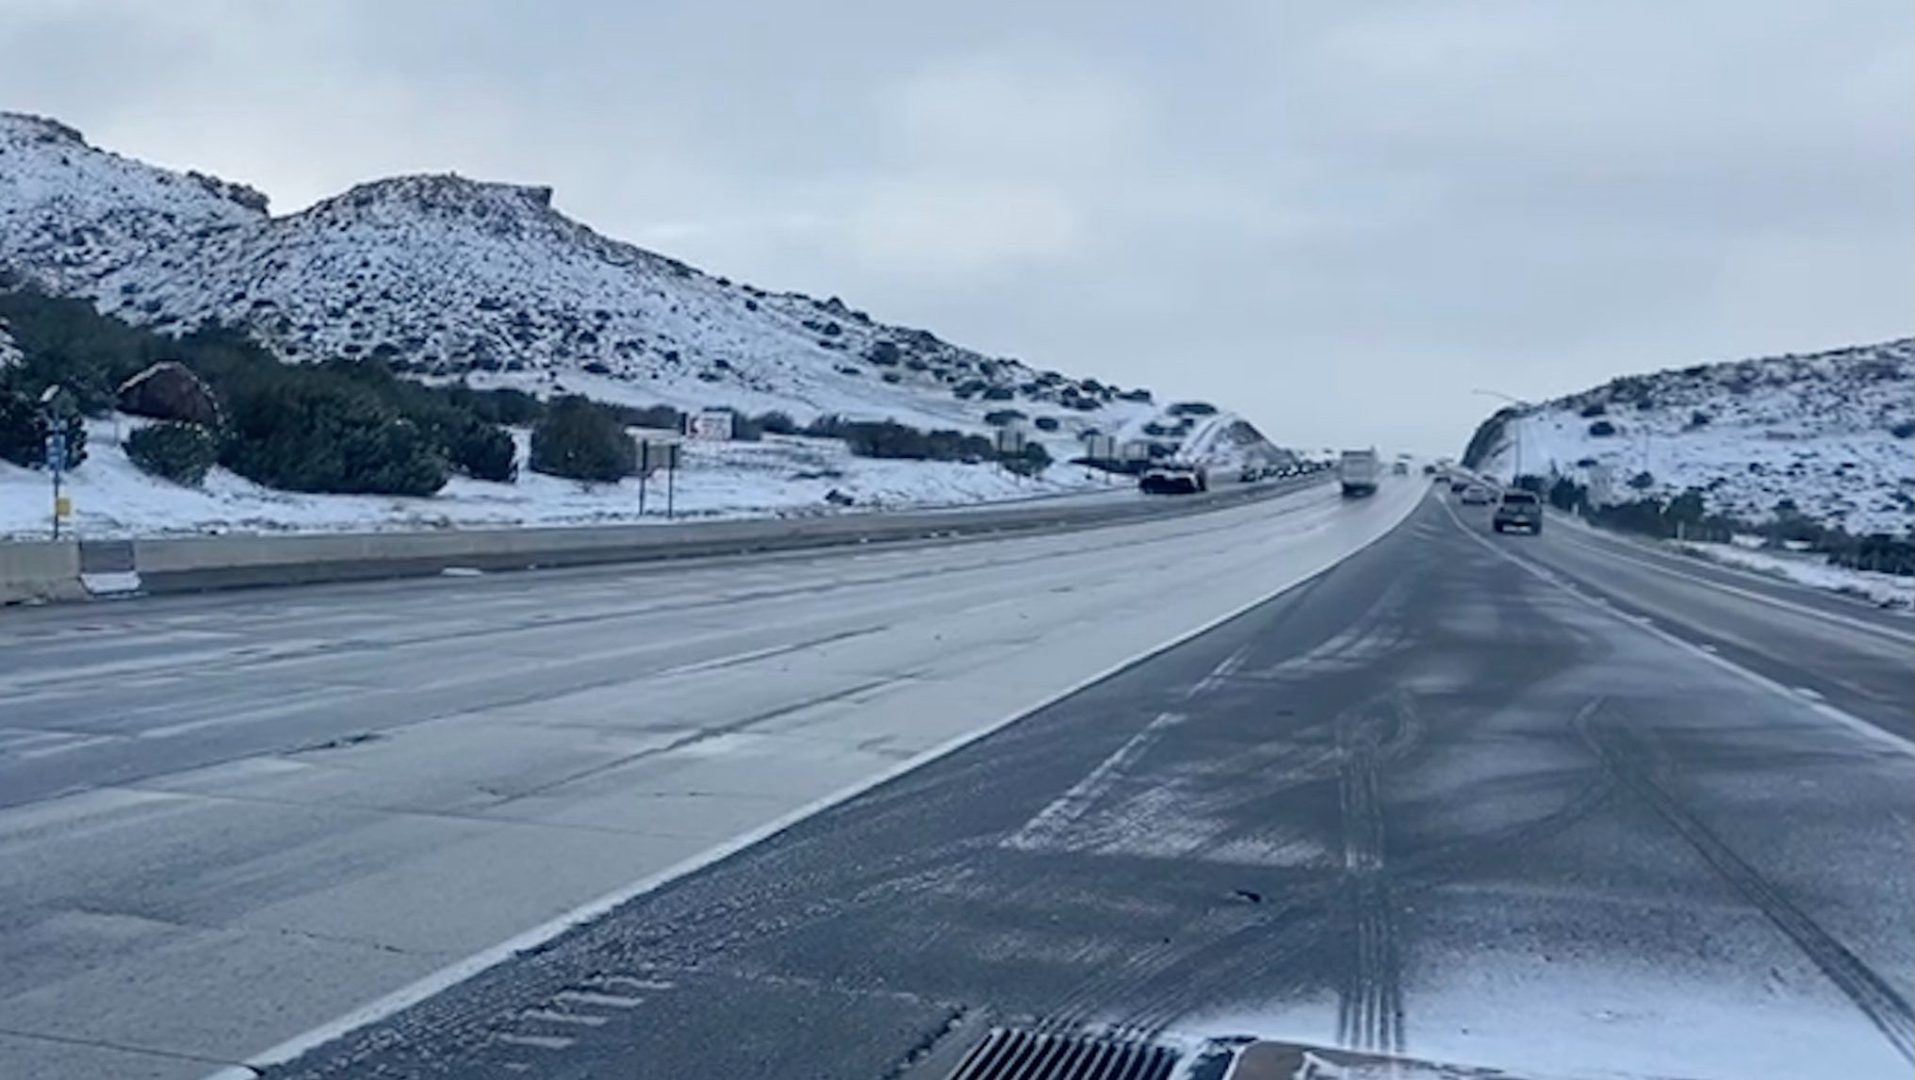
[0,111,1277,469]
[1466,339,1914,535]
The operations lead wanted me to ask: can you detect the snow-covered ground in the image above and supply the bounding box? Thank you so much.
[0,418,1126,540]
[1672,538,1915,609]
[1471,339,1914,536]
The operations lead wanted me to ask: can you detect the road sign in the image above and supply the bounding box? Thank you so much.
[685,410,734,441]
[993,428,1027,455]
[1083,434,1117,460]
[54,495,72,519]
[45,431,67,473]
[639,440,681,473]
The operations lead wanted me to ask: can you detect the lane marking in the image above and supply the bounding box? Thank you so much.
[493,1033,574,1050]
[518,1009,607,1027]
[1183,645,1251,699]
[200,485,1426,1080]
[1002,711,1187,851]
[1438,497,1915,759]
[593,975,673,991]
[552,990,643,1009]
[1550,523,1915,647]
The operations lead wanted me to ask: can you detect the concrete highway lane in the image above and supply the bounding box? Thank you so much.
[0,478,1426,1079]
[263,490,1915,1080]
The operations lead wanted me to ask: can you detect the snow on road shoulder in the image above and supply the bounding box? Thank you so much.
[1672,539,1915,610]
[0,419,1121,540]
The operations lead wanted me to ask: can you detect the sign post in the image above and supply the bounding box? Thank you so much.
[994,427,1027,481]
[665,445,677,520]
[46,429,67,540]
[631,427,684,518]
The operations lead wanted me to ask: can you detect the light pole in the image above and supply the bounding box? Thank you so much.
[1471,388,1533,479]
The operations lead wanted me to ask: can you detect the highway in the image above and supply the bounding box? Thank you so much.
[3,479,1910,1079]
[0,476,1419,1079]
[250,485,1908,1080]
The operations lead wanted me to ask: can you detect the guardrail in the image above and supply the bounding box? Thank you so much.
[1,474,1325,603]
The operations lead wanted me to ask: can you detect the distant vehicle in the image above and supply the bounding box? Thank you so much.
[1449,478,1472,493]
[1423,464,1437,476]
[1492,489,1543,533]
[1392,461,1409,476]
[1460,485,1495,505]
[1140,462,1208,495]
[1338,449,1380,497]
[1239,464,1262,483]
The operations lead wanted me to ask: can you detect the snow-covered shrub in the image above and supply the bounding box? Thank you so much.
[222,375,446,495]
[0,390,86,468]
[529,395,636,482]
[755,410,797,436]
[126,421,218,486]
[1588,420,1618,437]
[998,442,1052,477]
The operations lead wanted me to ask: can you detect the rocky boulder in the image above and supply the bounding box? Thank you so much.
[117,362,221,427]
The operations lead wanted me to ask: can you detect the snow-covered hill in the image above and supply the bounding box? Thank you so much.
[0,111,1277,469]
[1465,339,1914,535]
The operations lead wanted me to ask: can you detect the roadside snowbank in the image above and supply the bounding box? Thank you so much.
[1673,539,1915,609]
[0,418,1122,540]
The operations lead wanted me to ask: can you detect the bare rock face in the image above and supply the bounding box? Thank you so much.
[118,361,222,428]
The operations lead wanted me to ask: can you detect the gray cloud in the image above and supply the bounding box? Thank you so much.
[4,0,1910,452]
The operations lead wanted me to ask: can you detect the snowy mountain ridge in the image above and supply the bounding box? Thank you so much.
[1466,338,1914,535]
[0,111,1277,467]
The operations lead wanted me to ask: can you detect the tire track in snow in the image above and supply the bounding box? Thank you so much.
[1576,702,1915,1065]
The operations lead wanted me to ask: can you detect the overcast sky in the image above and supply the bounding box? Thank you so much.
[4,1,1911,453]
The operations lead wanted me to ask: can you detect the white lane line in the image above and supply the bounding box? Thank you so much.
[1184,645,1251,699]
[552,990,644,1009]
[1795,687,1827,702]
[1002,711,1186,851]
[493,1033,575,1050]
[519,1009,607,1027]
[1439,497,1915,759]
[1551,524,1915,647]
[199,483,1423,1080]
[593,975,673,992]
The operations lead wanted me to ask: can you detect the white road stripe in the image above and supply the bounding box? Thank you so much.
[520,1009,608,1026]
[1003,711,1186,851]
[553,990,645,1008]
[196,482,1422,1080]
[1552,522,1915,646]
[1439,497,1915,759]
[494,1032,575,1050]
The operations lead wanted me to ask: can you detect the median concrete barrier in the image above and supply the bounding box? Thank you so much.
[0,540,85,605]
[89,473,1328,598]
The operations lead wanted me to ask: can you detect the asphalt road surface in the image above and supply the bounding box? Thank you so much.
[0,476,1428,1080]
[250,488,1915,1080]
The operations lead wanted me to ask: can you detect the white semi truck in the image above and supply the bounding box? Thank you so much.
[1338,449,1380,497]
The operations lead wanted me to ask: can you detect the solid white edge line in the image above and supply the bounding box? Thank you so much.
[1547,516,1915,646]
[1439,496,1915,759]
[203,485,1423,1080]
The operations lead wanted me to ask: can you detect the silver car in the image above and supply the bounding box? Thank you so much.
[1492,489,1543,533]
